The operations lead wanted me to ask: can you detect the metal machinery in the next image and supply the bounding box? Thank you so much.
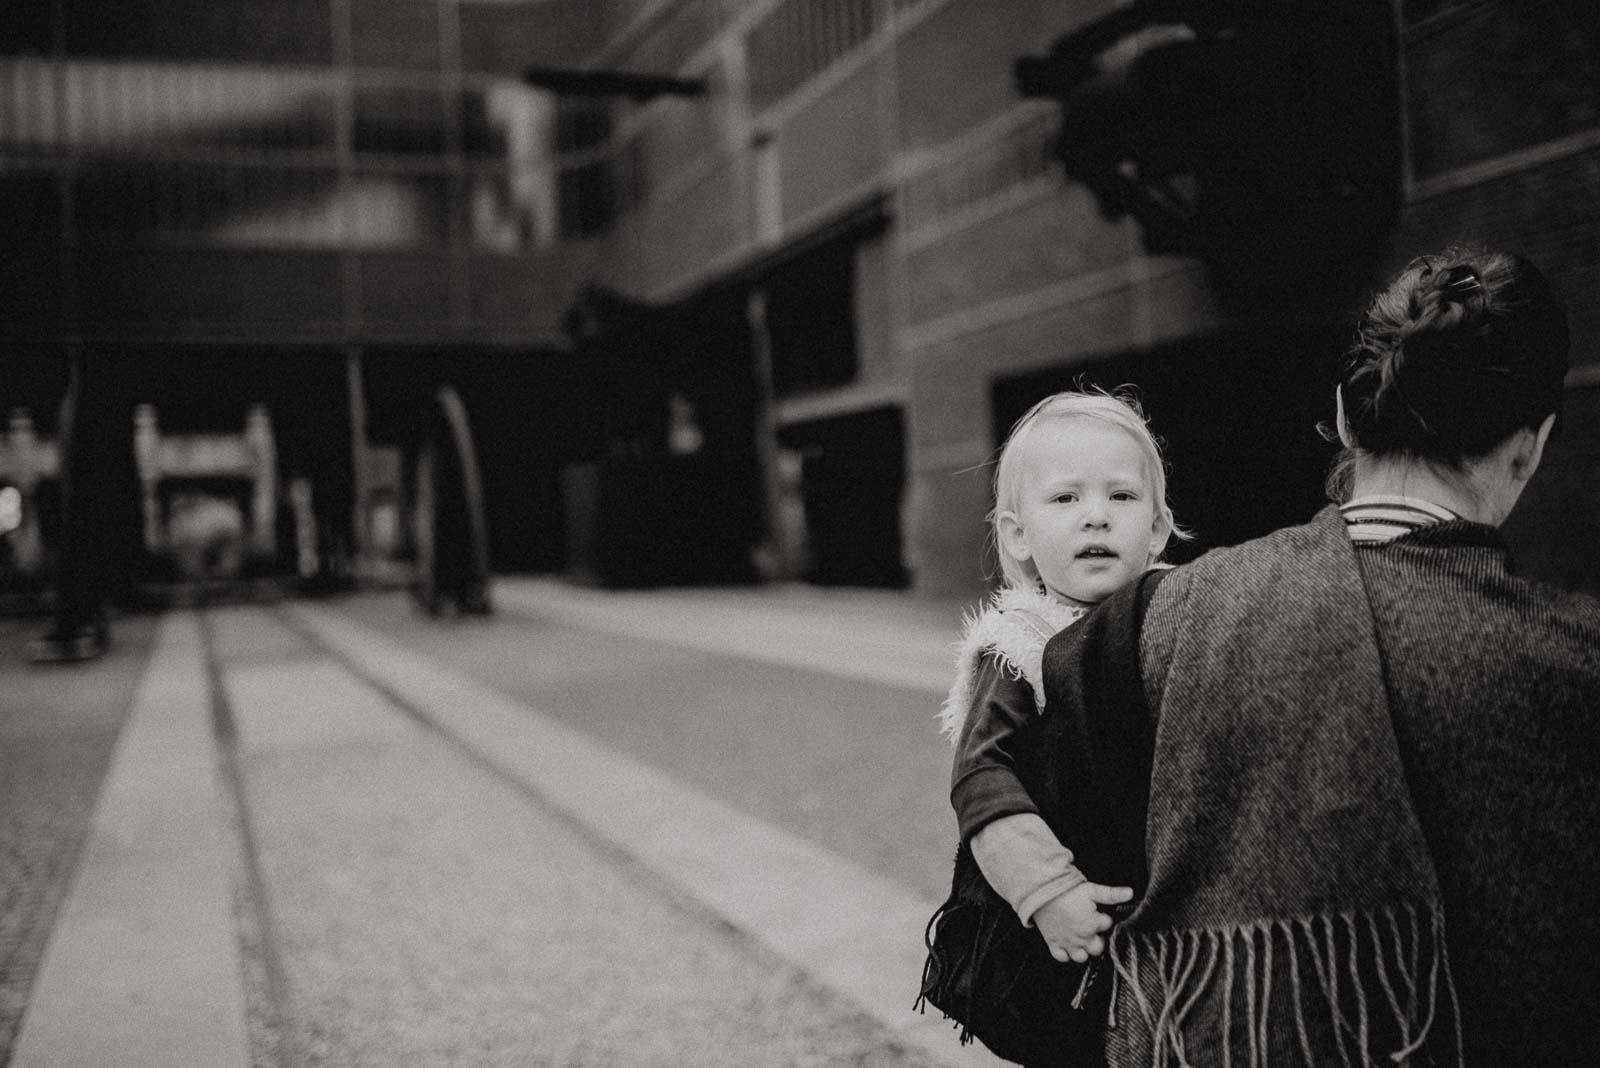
[132,403,277,582]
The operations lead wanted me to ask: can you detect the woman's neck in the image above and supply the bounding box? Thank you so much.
[1348,459,1495,524]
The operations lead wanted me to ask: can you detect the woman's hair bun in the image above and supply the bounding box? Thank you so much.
[1339,246,1568,463]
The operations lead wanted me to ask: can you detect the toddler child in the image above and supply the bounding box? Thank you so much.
[941,387,1188,967]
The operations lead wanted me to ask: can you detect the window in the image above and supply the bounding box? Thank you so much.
[557,161,616,239]
[764,239,859,397]
[555,96,616,238]
[353,88,448,156]
[0,0,51,56]
[746,0,878,110]
[1401,0,1467,25]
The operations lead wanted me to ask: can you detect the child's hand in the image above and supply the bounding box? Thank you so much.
[1033,881,1134,964]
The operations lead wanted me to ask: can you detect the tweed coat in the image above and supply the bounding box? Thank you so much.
[1023,506,1600,1066]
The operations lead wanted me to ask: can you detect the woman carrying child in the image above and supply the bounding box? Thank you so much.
[954,246,1600,1065]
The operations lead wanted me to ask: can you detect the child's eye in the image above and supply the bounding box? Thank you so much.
[1050,493,1077,504]
[1111,491,1139,501]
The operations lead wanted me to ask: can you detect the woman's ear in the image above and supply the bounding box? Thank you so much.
[1334,386,1355,448]
[1510,412,1558,483]
[996,511,1030,569]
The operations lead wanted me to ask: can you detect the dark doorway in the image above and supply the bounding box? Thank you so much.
[561,289,765,588]
[779,404,909,588]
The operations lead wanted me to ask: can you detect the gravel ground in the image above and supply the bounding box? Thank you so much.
[209,605,941,1067]
[0,613,156,1064]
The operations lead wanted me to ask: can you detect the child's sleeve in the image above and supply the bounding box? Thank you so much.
[971,813,1086,927]
[950,651,1087,924]
[948,650,1044,841]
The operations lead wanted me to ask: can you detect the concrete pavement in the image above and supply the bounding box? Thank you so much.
[11,616,248,1068]
[8,583,1004,1067]
[0,614,157,1061]
[491,577,962,696]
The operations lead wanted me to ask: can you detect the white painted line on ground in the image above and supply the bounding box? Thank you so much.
[12,614,250,1068]
[288,603,1002,1068]
[494,582,958,695]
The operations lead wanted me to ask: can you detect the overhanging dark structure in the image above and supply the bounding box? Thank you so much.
[1016,0,1402,284]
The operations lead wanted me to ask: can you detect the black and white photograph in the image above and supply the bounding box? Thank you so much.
[2,1,1597,1065]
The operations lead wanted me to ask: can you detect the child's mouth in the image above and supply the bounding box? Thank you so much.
[1077,546,1117,559]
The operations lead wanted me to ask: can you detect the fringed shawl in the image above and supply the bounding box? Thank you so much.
[938,586,1087,745]
[1045,506,1465,1067]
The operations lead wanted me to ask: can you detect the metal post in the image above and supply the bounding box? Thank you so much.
[346,346,369,567]
[745,289,793,580]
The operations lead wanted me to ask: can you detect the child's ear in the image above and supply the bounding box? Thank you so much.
[1148,513,1170,563]
[997,511,1030,568]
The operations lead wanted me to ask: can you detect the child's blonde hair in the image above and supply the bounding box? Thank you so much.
[988,385,1191,591]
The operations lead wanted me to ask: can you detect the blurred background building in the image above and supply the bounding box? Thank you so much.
[2,0,1597,607]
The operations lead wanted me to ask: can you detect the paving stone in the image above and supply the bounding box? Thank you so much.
[0,615,156,1062]
[214,605,945,1066]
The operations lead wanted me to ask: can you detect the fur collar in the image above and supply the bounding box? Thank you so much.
[938,586,1088,745]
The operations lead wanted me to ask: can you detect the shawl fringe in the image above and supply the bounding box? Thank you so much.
[937,586,1087,745]
[1107,901,1466,1068]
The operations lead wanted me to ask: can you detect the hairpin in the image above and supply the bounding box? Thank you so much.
[1444,267,1482,295]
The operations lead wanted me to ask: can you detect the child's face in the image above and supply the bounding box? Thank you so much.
[1000,417,1166,607]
